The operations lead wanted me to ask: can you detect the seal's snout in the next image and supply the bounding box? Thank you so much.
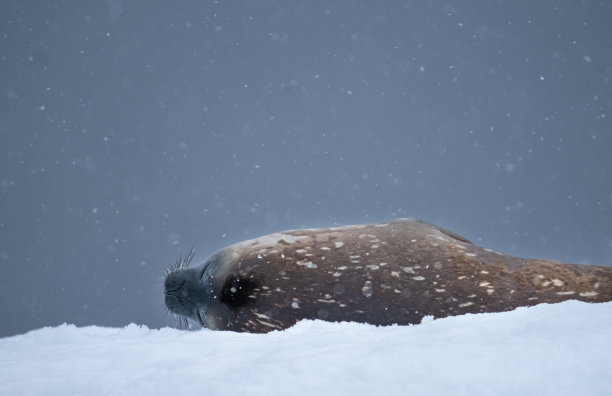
[164,267,208,324]
[163,271,186,315]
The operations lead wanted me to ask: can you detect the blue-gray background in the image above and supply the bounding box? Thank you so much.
[1,1,611,337]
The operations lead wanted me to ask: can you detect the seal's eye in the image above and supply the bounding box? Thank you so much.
[220,274,258,309]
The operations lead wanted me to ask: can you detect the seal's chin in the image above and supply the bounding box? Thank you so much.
[164,287,209,328]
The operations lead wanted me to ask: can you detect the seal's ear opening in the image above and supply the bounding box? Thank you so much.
[220,274,258,310]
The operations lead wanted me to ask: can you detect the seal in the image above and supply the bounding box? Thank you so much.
[164,218,612,333]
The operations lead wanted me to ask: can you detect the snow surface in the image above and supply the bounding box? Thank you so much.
[1,301,611,396]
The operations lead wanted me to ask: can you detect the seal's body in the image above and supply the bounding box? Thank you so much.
[164,219,612,332]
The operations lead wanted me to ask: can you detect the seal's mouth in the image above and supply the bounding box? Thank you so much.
[164,280,206,329]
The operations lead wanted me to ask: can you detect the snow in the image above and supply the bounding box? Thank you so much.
[1,301,611,396]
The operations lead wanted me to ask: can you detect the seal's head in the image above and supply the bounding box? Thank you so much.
[163,249,210,327]
[164,249,258,329]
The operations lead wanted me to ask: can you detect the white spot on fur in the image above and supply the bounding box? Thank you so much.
[320,246,331,251]
[391,271,400,278]
[370,244,380,249]
[411,239,417,243]
[349,255,361,259]
[297,260,317,269]
[412,276,425,281]
[552,279,564,287]
[256,319,281,329]
[335,242,344,248]
[435,288,446,293]
[486,289,495,295]
[556,291,575,296]
[333,272,342,277]
[479,281,490,287]
[361,281,373,298]
[379,262,388,266]
[480,270,489,274]
[253,312,271,320]
[459,302,474,308]
[579,291,598,297]
[374,223,389,227]
[291,301,300,309]
[465,253,477,257]
[458,275,467,280]
[295,249,308,254]
[257,254,263,259]
[402,266,416,274]
[454,244,466,250]
[366,264,380,270]
[351,260,360,264]
[541,281,551,287]
[317,299,336,303]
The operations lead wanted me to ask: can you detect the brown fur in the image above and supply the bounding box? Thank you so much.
[169,219,612,333]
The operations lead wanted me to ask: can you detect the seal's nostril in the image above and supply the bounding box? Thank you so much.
[164,284,183,294]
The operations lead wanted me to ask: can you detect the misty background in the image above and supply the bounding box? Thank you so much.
[1,1,611,337]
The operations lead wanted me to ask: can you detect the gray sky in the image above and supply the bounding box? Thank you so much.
[1,0,611,337]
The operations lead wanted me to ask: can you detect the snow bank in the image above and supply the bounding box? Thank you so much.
[1,301,611,396]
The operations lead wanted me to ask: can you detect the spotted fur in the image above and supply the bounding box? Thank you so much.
[164,219,612,332]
